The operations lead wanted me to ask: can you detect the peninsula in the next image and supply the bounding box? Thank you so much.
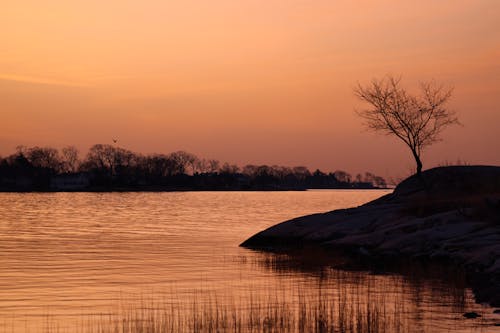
[242,166,500,307]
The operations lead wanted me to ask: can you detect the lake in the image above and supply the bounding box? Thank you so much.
[0,191,497,332]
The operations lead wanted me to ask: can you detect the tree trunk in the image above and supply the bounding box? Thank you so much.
[411,149,423,176]
[411,148,429,192]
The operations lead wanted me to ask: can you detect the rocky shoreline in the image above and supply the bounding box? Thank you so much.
[241,166,500,307]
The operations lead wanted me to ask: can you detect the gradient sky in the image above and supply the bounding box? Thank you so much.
[1,0,499,179]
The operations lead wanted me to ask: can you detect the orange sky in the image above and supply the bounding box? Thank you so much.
[1,0,499,179]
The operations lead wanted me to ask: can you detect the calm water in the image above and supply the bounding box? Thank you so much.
[0,191,497,332]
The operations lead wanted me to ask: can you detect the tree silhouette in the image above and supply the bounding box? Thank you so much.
[355,76,459,176]
[61,146,79,173]
[0,144,388,190]
[334,170,351,183]
[25,146,61,172]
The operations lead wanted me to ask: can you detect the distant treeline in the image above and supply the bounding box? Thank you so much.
[0,145,387,191]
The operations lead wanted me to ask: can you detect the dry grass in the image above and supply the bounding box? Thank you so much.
[6,257,485,333]
[42,267,413,333]
[6,252,483,333]
[80,284,408,333]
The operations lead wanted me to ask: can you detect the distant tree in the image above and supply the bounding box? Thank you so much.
[114,148,137,170]
[168,151,198,175]
[355,173,363,183]
[195,158,207,174]
[372,175,387,188]
[292,166,311,181]
[144,154,170,178]
[1,152,33,174]
[313,169,326,177]
[334,170,351,183]
[195,158,220,174]
[207,159,220,173]
[355,75,459,176]
[363,172,375,184]
[219,162,240,174]
[15,145,27,155]
[26,146,61,171]
[271,165,293,182]
[61,146,79,173]
[83,144,136,175]
[0,143,391,190]
[255,165,272,177]
[242,164,258,177]
[362,172,386,187]
[84,144,116,175]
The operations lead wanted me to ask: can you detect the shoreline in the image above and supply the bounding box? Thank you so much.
[241,166,500,307]
[0,187,389,193]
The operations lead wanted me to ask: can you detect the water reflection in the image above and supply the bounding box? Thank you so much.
[0,191,497,332]
[242,250,496,332]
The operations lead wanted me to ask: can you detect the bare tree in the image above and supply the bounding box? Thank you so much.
[168,151,198,175]
[292,166,311,181]
[26,146,61,171]
[355,173,363,183]
[354,76,459,176]
[195,158,220,174]
[207,159,220,173]
[334,170,351,183]
[61,146,79,173]
[84,144,116,174]
[219,162,240,174]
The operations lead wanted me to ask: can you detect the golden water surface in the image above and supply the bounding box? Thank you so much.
[0,191,497,332]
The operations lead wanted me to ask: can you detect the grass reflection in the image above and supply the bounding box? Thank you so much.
[17,252,496,333]
[85,283,408,333]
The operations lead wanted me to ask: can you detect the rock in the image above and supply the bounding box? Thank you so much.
[463,312,481,319]
[241,166,500,307]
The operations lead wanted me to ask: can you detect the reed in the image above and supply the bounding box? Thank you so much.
[7,254,481,333]
[80,279,408,333]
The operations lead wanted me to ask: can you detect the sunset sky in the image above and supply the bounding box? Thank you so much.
[1,0,499,179]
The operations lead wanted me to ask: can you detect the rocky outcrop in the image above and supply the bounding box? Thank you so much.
[241,166,500,306]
